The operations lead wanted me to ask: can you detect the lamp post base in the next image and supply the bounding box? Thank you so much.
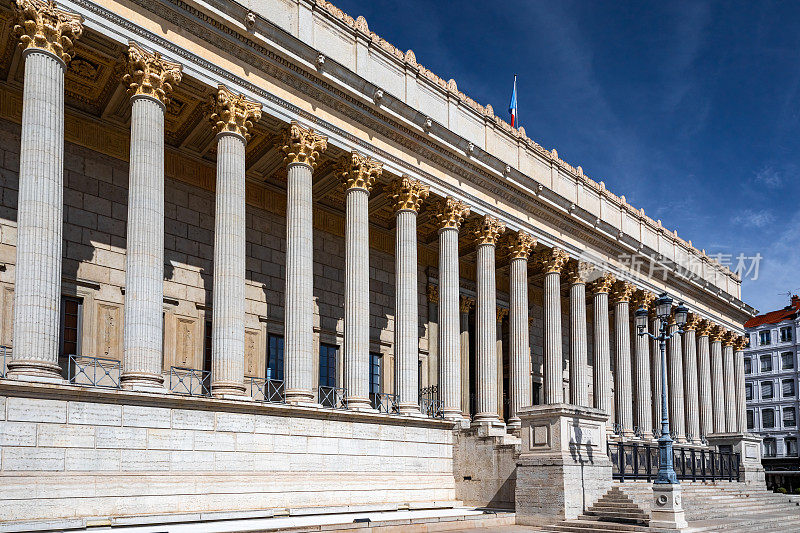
[650,483,688,532]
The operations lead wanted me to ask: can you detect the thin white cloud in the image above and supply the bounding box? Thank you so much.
[753,165,783,188]
[731,209,775,228]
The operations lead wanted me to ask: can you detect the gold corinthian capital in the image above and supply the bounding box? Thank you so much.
[468,215,505,246]
[506,230,537,260]
[590,272,616,295]
[280,121,327,169]
[683,313,701,331]
[210,85,262,141]
[610,281,636,304]
[633,289,657,310]
[123,41,182,104]
[536,247,569,274]
[14,0,83,64]
[434,197,470,231]
[565,260,594,285]
[387,176,429,213]
[337,151,382,192]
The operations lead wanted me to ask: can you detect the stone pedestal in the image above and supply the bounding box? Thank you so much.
[649,483,688,532]
[515,404,612,526]
[707,432,765,485]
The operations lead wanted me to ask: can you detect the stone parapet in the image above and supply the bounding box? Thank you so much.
[706,432,765,485]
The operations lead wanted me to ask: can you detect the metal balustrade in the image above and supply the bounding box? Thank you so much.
[246,377,285,403]
[66,355,121,389]
[419,397,444,418]
[169,366,211,397]
[318,385,347,409]
[608,441,740,482]
[370,392,398,414]
[0,345,9,378]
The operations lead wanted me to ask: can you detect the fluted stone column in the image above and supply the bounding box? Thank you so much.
[209,86,262,397]
[668,318,687,443]
[496,307,508,419]
[632,291,655,440]
[650,315,662,440]
[507,232,536,427]
[710,327,726,433]
[388,177,429,414]
[539,247,569,404]
[723,333,738,432]
[280,122,327,404]
[682,315,701,444]
[338,152,382,410]
[434,198,470,420]
[121,42,181,390]
[696,321,714,439]
[734,336,748,433]
[611,282,636,439]
[8,0,82,380]
[567,261,592,407]
[469,216,505,425]
[591,273,615,426]
[460,296,474,417]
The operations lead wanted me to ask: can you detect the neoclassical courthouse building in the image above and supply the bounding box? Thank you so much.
[0,0,769,530]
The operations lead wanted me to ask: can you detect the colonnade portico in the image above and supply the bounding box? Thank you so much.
[4,0,754,445]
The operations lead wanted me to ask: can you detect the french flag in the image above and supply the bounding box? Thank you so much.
[508,75,518,128]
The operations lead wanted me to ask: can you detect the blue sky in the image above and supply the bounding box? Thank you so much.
[333,0,800,315]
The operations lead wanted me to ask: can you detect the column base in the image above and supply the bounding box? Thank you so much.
[284,389,315,405]
[442,407,464,421]
[7,360,63,383]
[398,403,423,416]
[345,396,375,412]
[121,372,165,391]
[211,381,247,399]
[649,483,689,532]
[515,404,612,526]
[507,417,521,430]
[473,417,506,438]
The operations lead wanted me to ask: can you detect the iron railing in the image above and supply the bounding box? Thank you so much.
[247,377,285,403]
[419,397,444,418]
[370,392,398,414]
[0,345,9,378]
[169,366,211,397]
[67,355,121,389]
[318,385,347,409]
[608,441,740,482]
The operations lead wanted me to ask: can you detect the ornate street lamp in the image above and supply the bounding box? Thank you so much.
[635,293,688,485]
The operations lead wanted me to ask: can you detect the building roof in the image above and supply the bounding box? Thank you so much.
[744,296,800,328]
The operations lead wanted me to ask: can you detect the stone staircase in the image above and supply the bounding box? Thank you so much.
[538,487,649,532]
[617,480,800,532]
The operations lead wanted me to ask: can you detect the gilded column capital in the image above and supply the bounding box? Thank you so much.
[123,41,182,105]
[337,151,382,192]
[734,335,748,351]
[536,247,569,274]
[709,325,725,342]
[210,85,262,141]
[565,260,594,285]
[280,121,328,169]
[434,196,470,230]
[496,307,509,323]
[632,289,656,310]
[683,313,701,331]
[590,272,616,295]
[506,230,537,260]
[426,283,439,304]
[459,295,475,313]
[387,176,429,213]
[696,320,713,337]
[722,330,736,347]
[14,0,83,64]
[610,281,636,304]
[467,215,505,246]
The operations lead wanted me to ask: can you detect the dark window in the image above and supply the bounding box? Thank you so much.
[267,334,284,380]
[782,352,795,370]
[369,352,382,396]
[747,410,754,430]
[59,296,82,357]
[781,327,793,343]
[745,383,753,400]
[203,320,212,373]
[763,409,775,429]
[764,438,777,457]
[319,343,337,388]
[783,379,795,398]
[760,330,772,346]
[784,407,796,428]
[761,355,773,372]
[786,437,798,457]
[744,358,752,374]
[533,381,542,406]
[762,381,774,399]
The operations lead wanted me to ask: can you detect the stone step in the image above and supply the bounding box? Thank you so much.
[544,518,650,533]
[580,511,648,524]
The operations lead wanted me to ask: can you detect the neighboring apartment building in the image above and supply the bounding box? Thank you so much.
[745,295,800,489]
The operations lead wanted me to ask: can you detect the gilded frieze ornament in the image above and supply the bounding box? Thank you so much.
[565,260,594,285]
[610,281,636,304]
[433,196,470,230]
[590,272,616,295]
[337,151,382,192]
[387,176,429,213]
[14,0,83,64]
[459,295,475,313]
[123,41,182,104]
[537,246,569,274]
[280,121,328,169]
[210,85,262,141]
[507,230,537,260]
[426,283,439,304]
[496,307,509,323]
[468,215,505,246]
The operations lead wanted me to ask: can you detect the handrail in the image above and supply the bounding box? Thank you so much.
[370,392,398,414]
[246,376,285,403]
[318,385,347,409]
[67,354,121,389]
[608,441,740,482]
[169,366,211,397]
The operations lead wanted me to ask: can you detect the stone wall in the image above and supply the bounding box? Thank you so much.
[453,430,519,509]
[0,383,456,523]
